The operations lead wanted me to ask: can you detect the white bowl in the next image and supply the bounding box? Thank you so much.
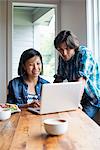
[43,118,68,135]
[0,109,11,121]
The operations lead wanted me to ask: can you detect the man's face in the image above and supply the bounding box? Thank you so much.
[57,42,75,61]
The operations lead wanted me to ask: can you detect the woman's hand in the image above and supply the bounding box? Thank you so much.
[29,100,40,108]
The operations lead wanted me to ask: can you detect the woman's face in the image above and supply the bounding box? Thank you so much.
[57,42,75,61]
[23,56,42,78]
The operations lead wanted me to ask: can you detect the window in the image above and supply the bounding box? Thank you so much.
[33,8,55,80]
[86,0,100,63]
[12,3,56,82]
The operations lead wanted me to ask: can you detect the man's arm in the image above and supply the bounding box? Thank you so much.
[78,77,86,99]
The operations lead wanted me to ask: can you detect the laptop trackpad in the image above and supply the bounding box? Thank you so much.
[28,107,40,114]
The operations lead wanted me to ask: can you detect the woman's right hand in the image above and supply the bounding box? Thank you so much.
[28,100,40,108]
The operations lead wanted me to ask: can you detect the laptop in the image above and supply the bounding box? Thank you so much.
[28,82,83,114]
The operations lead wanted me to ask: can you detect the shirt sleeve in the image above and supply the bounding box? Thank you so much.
[7,80,16,104]
[7,79,26,105]
[77,47,95,80]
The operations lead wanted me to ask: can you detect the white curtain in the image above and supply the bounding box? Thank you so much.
[86,0,100,62]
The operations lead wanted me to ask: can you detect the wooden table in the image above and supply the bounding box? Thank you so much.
[0,108,100,150]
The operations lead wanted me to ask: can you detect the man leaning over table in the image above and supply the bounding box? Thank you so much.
[53,30,100,120]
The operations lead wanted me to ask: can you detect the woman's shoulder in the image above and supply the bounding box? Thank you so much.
[38,76,50,84]
[8,76,23,84]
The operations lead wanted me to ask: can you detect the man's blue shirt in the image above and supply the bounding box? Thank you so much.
[57,46,100,107]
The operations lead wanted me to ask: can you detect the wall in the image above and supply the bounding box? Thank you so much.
[0,0,86,102]
[60,0,86,45]
[0,0,7,102]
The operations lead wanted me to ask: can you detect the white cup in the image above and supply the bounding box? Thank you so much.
[43,118,68,135]
[0,109,11,121]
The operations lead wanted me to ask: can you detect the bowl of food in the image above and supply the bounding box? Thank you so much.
[43,118,68,135]
[0,108,11,121]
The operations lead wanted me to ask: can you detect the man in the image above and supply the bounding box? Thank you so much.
[54,30,100,119]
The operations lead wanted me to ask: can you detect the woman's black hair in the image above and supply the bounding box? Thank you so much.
[18,48,43,76]
[54,30,79,50]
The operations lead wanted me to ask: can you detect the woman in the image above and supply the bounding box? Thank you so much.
[54,30,100,119]
[7,48,49,108]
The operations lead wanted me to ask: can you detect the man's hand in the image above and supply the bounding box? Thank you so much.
[53,74,64,83]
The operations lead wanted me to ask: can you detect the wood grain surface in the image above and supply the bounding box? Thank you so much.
[0,108,100,150]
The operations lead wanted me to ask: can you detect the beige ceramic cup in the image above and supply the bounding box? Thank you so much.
[43,118,68,135]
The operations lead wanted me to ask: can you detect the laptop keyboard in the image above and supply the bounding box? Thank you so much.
[28,107,40,112]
